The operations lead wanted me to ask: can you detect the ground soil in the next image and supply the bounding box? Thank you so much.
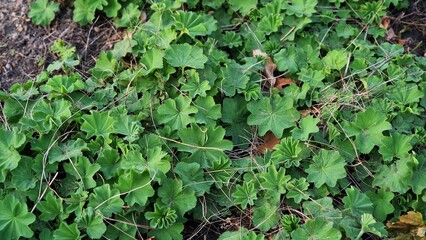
[388,0,426,56]
[0,0,119,90]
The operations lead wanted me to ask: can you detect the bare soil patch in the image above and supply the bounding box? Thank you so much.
[0,0,117,90]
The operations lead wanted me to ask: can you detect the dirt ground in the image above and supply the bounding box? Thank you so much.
[0,1,424,91]
[0,0,119,90]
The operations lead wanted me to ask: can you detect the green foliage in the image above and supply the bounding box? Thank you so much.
[247,94,300,137]
[165,44,208,69]
[28,0,59,26]
[232,181,258,209]
[0,195,36,239]
[306,150,346,187]
[15,0,426,238]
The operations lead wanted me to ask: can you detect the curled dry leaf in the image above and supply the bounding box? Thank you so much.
[275,77,294,90]
[379,17,390,29]
[387,211,426,238]
[399,211,424,226]
[253,49,276,87]
[258,131,280,154]
[385,27,397,42]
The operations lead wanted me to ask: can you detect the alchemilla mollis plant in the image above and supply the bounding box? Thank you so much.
[1,0,425,239]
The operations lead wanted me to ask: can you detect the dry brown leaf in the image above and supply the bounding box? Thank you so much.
[275,77,294,90]
[379,17,391,29]
[385,27,397,41]
[398,38,408,46]
[400,211,424,226]
[253,49,277,87]
[258,131,280,154]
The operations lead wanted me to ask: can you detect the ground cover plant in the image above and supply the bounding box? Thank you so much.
[1,0,426,239]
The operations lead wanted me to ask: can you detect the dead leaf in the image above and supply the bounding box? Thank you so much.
[379,17,391,29]
[400,211,424,226]
[275,77,294,90]
[398,38,408,46]
[385,27,397,42]
[253,49,276,87]
[387,211,426,239]
[258,131,280,154]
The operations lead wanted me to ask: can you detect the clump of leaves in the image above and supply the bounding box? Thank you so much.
[28,0,59,26]
[10,0,426,239]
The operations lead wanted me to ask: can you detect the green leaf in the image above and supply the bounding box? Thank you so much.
[206,157,233,188]
[148,223,184,240]
[285,0,318,17]
[0,128,25,171]
[343,108,392,154]
[97,149,120,180]
[258,14,283,35]
[322,49,349,70]
[115,3,140,27]
[73,0,97,25]
[174,162,212,196]
[221,63,249,97]
[232,181,257,209]
[274,47,307,73]
[360,213,386,238]
[291,116,320,141]
[173,11,212,38]
[259,165,291,194]
[177,123,233,168]
[48,138,87,164]
[180,69,211,98]
[156,94,198,130]
[81,111,116,139]
[378,133,412,162]
[90,52,117,80]
[221,96,251,147]
[28,0,59,26]
[221,31,242,48]
[145,203,177,229]
[88,184,124,218]
[286,178,310,203]
[121,148,171,181]
[158,178,197,216]
[103,0,121,17]
[53,223,81,240]
[305,150,346,188]
[41,74,85,94]
[140,48,164,75]
[303,197,342,220]
[118,170,155,206]
[25,98,72,133]
[342,186,374,217]
[387,83,424,105]
[366,189,395,222]
[228,0,258,15]
[252,202,280,231]
[63,157,101,189]
[291,219,341,240]
[0,195,36,239]
[113,114,143,143]
[165,43,208,69]
[78,207,107,239]
[194,96,221,125]
[37,191,63,221]
[111,37,136,58]
[409,155,426,195]
[373,158,412,193]
[247,94,300,138]
[11,156,37,191]
[272,137,307,168]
